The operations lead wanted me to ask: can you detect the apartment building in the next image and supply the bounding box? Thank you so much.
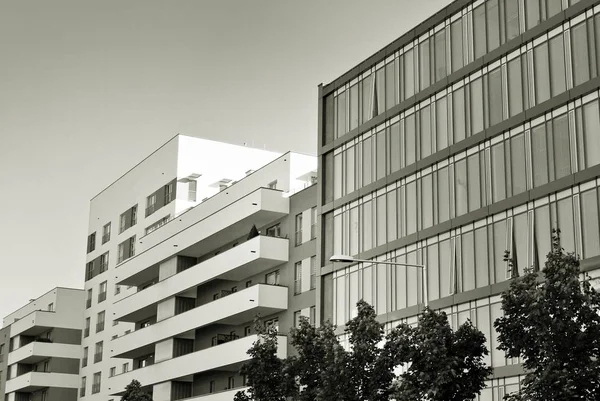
[81,134,317,401]
[318,0,600,398]
[0,288,85,401]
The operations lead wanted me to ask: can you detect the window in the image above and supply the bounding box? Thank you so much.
[115,284,121,295]
[122,363,129,373]
[119,205,137,233]
[102,222,111,244]
[266,224,281,237]
[146,193,157,216]
[244,326,251,336]
[117,236,136,264]
[99,252,109,273]
[98,281,107,303]
[310,306,316,325]
[188,180,197,202]
[268,180,277,189]
[41,391,47,401]
[47,302,54,312]
[84,317,90,338]
[80,377,86,397]
[310,256,317,290]
[265,270,280,285]
[311,207,317,239]
[94,341,103,363]
[228,376,235,389]
[109,367,116,377]
[87,232,96,254]
[82,347,88,367]
[295,213,303,245]
[92,372,101,394]
[164,182,175,204]
[572,21,590,86]
[245,280,252,288]
[209,381,216,393]
[294,311,301,328]
[294,262,302,294]
[145,215,171,235]
[96,311,105,333]
[86,261,94,281]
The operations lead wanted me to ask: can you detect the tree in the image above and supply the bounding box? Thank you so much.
[121,379,153,401]
[389,308,491,401]
[234,318,294,401]
[494,230,600,401]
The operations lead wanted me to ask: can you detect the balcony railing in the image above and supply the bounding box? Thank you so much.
[96,322,104,333]
[86,299,92,309]
[211,333,239,347]
[93,352,102,363]
[80,387,85,397]
[145,204,157,217]
[92,383,100,394]
[212,289,233,300]
[102,233,110,244]
[98,291,107,303]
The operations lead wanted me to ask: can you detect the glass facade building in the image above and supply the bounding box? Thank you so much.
[318,0,600,397]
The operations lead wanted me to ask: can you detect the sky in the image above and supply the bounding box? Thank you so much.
[0,0,450,320]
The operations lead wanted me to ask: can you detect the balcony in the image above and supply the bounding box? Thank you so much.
[5,372,79,393]
[9,310,79,338]
[180,387,249,401]
[113,235,288,323]
[111,284,287,359]
[115,187,288,287]
[7,341,81,365]
[108,335,287,396]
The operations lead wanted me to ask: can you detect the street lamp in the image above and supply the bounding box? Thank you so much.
[329,254,428,307]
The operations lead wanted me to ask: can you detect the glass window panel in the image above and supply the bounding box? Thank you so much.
[376,264,387,314]
[557,197,575,253]
[534,43,550,104]
[362,265,373,306]
[535,205,552,267]
[439,239,451,298]
[475,227,489,288]
[490,303,505,366]
[455,159,468,217]
[505,0,520,42]
[419,39,431,90]
[492,142,507,202]
[468,154,481,211]
[349,84,359,131]
[421,105,432,159]
[395,257,407,310]
[376,130,386,181]
[406,181,417,235]
[334,214,342,256]
[486,0,500,52]
[572,21,590,86]
[546,0,562,18]
[476,307,492,367]
[436,97,448,151]
[552,114,571,180]
[363,137,373,187]
[488,68,503,127]
[526,0,541,30]
[390,122,401,173]
[582,100,600,168]
[549,34,566,97]
[508,52,523,116]
[596,15,600,78]
[406,252,419,306]
[531,123,549,187]
[435,29,446,82]
[324,94,335,144]
[386,61,397,109]
[422,174,433,229]
[404,49,415,99]
[474,4,487,59]
[462,231,476,292]
[361,75,373,123]
[336,91,346,138]
[349,207,359,256]
[493,220,507,283]
[334,153,343,199]
[349,271,359,319]
[581,189,600,258]
[363,200,373,252]
[405,114,416,166]
[427,243,440,301]
[335,275,346,325]
[451,19,464,72]
[376,195,387,247]
[438,167,450,223]
[510,134,527,195]
[346,146,355,194]
[470,78,484,135]
[387,190,398,242]
[324,152,334,204]
[324,213,333,261]
[375,68,385,116]
[453,87,466,142]
[514,213,528,276]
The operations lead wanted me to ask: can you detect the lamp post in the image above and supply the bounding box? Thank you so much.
[329,254,428,308]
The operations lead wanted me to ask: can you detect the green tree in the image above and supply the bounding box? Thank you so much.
[120,379,153,401]
[390,308,491,401]
[494,230,600,401]
[234,318,294,401]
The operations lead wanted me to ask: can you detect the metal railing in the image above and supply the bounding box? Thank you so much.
[98,292,107,303]
[96,322,104,333]
[92,383,100,394]
[213,289,233,300]
[102,234,110,244]
[93,352,102,363]
[145,204,157,217]
[80,387,85,397]
[211,333,239,346]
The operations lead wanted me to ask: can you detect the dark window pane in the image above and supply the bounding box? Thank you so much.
[514,213,528,276]
[552,114,571,180]
[435,29,447,82]
[436,97,448,151]
[475,227,489,288]
[549,35,566,97]
[493,220,507,283]
[531,123,549,187]
[421,174,433,229]
[406,181,417,235]
[572,22,590,86]
[324,94,334,144]
[361,75,373,124]
[363,137,372,186]
[510,134,527,195]
[385,61,397,109]
[376,195,386,247]
[349,84,359,131]
[375,68,385,116]
[581,189,600,258]
[387,190,398,241]
[421,106,432,159]
[526,0,541,30]
[488,68,503,126]
[324,152,334,203]
[546,0,562,18]
[535,205,552,266]
[491,142,506,202]
[534,43,550,104]
[557,197,575,253]
[451,19,464,72]
[462,232,475,292]
[474,4,487,59]
[404,50,415,99]
[582,100,600,168]
[390,123,401,173]
[437,167,450,223]
[486,0,500,52]
[453,87,466,142]
[336,91,346,138]
[455,159,468,217]
[376,130,386,181]
[468,154,481,211]
[419,39,431,90]
[505,0,520,42]
[405,114,416,165]
[470,78,484,135]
